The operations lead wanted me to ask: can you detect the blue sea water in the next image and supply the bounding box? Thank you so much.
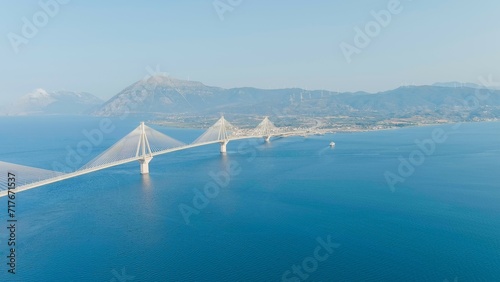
[0,116,499,281]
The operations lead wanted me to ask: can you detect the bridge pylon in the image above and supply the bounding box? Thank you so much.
[136,122,154,174]
[192,115,236,154]
[218,116,230,153]
[253,116,277,142]
[220,140,228,153]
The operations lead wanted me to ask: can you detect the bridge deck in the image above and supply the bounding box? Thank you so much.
[0,130,317,198]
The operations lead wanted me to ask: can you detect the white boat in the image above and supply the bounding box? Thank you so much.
[329,141,335,147]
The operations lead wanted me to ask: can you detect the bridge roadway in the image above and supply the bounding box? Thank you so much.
[0,131,314,198]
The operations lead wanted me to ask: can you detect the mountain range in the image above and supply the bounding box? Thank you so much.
[1,89,103,116]
[3,76,500,125]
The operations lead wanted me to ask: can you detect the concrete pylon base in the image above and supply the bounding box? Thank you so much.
[139,156,153,174]
[220,140,228,153]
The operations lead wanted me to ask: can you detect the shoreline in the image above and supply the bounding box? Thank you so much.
[0,115,498,134]
[151,119,500,134]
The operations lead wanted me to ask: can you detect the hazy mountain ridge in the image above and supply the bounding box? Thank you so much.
[93,77,500,123]
[5,77,500,123]
[432,81,500,90]
[94,76,224,116]
[1,89,103,116]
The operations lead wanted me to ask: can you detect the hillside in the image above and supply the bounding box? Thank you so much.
[2,89,103,116]
[93,76,500,124]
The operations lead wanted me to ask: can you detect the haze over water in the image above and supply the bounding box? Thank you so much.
[0,117,499,281]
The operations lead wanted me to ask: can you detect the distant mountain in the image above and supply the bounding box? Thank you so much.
[94,76,500,121]
[93,76,225,116]
[7,77,500,123]
[345,86,500,117]
[432,81,499,90]
[2,89,103,116]
[93,75,354,117]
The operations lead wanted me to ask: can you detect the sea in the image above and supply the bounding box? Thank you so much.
[0,116,499,282]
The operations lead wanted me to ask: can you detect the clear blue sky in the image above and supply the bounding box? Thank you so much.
[1,0,499,105]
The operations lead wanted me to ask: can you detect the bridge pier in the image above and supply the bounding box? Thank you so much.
[220,140,229,153]
[139,156,153,174]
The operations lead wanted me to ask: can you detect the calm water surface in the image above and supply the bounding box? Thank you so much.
[0,117,499,281]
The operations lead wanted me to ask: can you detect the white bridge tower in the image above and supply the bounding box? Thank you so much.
[254,116,277,142]
[218,116,230,153]
[136,122,153,174]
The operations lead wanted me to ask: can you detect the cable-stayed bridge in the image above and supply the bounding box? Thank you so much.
[0,116,317,197]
